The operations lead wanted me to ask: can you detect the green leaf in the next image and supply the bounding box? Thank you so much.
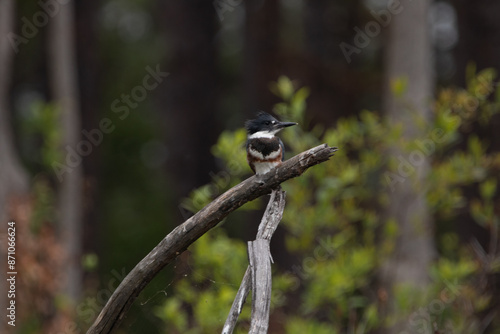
[465,62,477,86]
[468,136,485,160]
[81,253,99,271]
[479,178,497,200]
[390,76,408,97]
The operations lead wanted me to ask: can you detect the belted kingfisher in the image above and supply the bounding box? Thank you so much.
[245,111,297,175]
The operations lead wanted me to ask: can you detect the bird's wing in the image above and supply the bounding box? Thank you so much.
[279,138,285,161]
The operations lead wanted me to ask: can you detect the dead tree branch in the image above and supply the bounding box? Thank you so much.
[87,144,337,334]
[222,189,286,334]
[249,239,272,333]
[223,268,251,333]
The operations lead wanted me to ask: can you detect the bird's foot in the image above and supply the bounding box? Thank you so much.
[255,175,265,186]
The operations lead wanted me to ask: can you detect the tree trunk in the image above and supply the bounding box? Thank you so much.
[75,0,101,261]
[243,0,280,114]
[0,1,29,332]
[160,0,219,202]
[380,0,435,332]
[453,0,500,86]
[302,0,367,123]
[48,0,84,302]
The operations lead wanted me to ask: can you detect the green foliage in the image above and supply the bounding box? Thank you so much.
[390,76,409,97]
[156,72,500,332]
[22,100,62,173]
[285,317,337,334]
[155,230,250,333]
[180,128,248,214]
[81,253,99,272]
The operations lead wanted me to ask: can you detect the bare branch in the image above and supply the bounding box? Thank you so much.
[222,189,286,334]
[87,144,337,334]
[248,240,272,334]
[256,188,286,241]
[222,267,252,334]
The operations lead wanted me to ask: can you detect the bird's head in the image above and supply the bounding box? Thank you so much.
[245,111,297,138]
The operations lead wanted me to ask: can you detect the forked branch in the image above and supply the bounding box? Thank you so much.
[87,144,338,334]
[222,189,287,334]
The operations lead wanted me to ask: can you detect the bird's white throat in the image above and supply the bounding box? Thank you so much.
[248,130,277,139]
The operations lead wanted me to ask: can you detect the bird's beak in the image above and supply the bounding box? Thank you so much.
[277,121,298,129]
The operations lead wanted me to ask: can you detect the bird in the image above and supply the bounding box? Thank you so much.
[245,111,297,175]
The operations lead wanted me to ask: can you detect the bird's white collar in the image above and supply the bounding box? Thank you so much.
[248,130,277,139]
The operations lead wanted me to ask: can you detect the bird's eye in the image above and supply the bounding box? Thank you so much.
[265,121,271,125]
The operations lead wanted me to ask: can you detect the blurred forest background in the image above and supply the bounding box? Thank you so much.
[1,0,499,333]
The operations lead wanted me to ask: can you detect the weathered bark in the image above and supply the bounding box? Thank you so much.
[223,189,286,334]
[87,144,337,334]
[381,0,435,332]
[248,240,272,334]
[0,1,29,332]
[48,0,84,302]
[223,268,251,334]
